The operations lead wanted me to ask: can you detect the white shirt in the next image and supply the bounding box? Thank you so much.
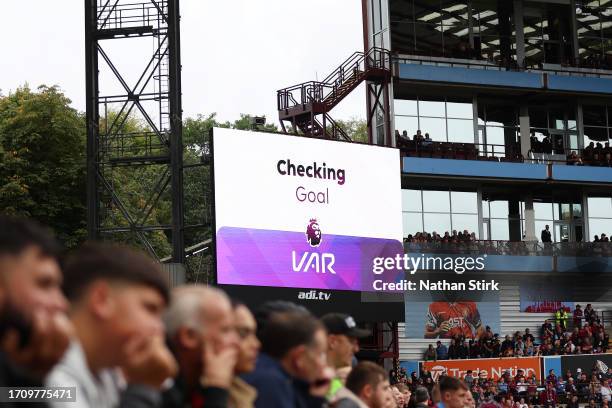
[601,386,611,402]
[45,341,121,408]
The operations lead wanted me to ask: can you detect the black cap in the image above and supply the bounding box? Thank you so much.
[321,313,370,338]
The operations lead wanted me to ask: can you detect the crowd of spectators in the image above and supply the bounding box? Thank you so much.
[0,214,410,408]
[422,304,609,362]
[404,230,477,244]
[391,364,612,408]
[395,130,519,163]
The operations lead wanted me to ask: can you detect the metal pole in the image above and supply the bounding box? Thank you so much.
[85,0,99,240]
[168,0,185,263]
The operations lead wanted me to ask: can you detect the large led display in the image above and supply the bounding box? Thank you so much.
[212,127,403,292]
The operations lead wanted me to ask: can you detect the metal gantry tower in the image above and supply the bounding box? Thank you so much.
[85,0,185,263]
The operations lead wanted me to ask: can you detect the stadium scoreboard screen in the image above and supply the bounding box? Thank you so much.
[212,127,403,296]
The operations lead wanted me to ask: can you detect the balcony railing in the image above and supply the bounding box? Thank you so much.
[404,240,612,257]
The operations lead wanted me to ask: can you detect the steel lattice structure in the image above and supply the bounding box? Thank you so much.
[85,0,185,263]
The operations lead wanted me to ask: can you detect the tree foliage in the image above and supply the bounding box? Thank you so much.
[0,86,86,247]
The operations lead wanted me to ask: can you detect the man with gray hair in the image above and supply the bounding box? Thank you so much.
[162,285,239,407]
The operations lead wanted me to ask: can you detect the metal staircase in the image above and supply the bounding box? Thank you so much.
[277,47,391,141]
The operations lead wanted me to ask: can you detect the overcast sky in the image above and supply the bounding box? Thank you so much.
[0,1,366,126]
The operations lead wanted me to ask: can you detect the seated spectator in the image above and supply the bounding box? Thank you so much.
[162,286,242,408]
[436,341,448,360]
[46,243,177,407]
[0,216,72,392]
[500,335,514,355]
[340,361,394,408]
[422,133,433,146]
[540,382,557,408]
[243,304,328,408]
[602,379,611,403]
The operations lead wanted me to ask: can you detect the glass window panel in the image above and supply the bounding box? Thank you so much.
[394,99,418,116]
[403,212,423,236]
[446,102,473,119]
[572,203,583,219]
[490,219,510,241]
[534,202,553,220]
[588,196,612,218]
[452,214,479,236]
[422,190,450,213]
[489,200,509,218]
[447,119,475,143]
[589,218,612,241]
[485,126,505,146]
[402,189,422,212]
[451,191,478,214]
[558,203,572,221]
[482,201,489,218]
[419,117,447,141]
[584,126,609,144]
[424,213,451,235]
[583,105,607,127]
[419,100,446,117]
[395,116,420,136]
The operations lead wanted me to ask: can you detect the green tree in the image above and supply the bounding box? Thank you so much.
[0,85,86,247]
[336,117,368,143]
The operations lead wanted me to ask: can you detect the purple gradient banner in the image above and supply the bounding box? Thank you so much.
[216,226,404,291]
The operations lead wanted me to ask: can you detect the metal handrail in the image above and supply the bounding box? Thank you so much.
[277,47,391,112]
[404,240,612,257]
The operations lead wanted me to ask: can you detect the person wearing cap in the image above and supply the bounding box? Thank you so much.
[321,313,370,403]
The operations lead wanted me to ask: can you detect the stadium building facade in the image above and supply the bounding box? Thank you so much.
[363,0,612,360]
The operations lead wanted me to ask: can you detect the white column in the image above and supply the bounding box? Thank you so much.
[520,106,531,160]
[524,194,537,241]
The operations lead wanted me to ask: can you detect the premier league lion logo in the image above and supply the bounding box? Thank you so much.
[306,218,322,247]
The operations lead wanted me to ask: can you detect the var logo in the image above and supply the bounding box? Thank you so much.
[297,290,331,301]
[291,251,336,274]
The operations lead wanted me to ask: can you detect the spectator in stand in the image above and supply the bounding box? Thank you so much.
[524,338,535,357]
[523,328,534,343]
[413,130,423,142]
[46,243,178,407]
[573,304,583,328]
[340,361,394,408]
[243,306,328,408]
[584,304,596,324]
[423,133,433,147]
[424,344,437,361]
[500,335,514,356]
[541,225,552,243]
[447,339,458,360]
[514,337,525,357]
[602,379,612,403]
[0,216,73,396]
[566,395,579,408]
[436,341,448,360]
[457,340,469,359]
[546,370,557,385]
[540,382,557,408]
[162,286,241,408]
